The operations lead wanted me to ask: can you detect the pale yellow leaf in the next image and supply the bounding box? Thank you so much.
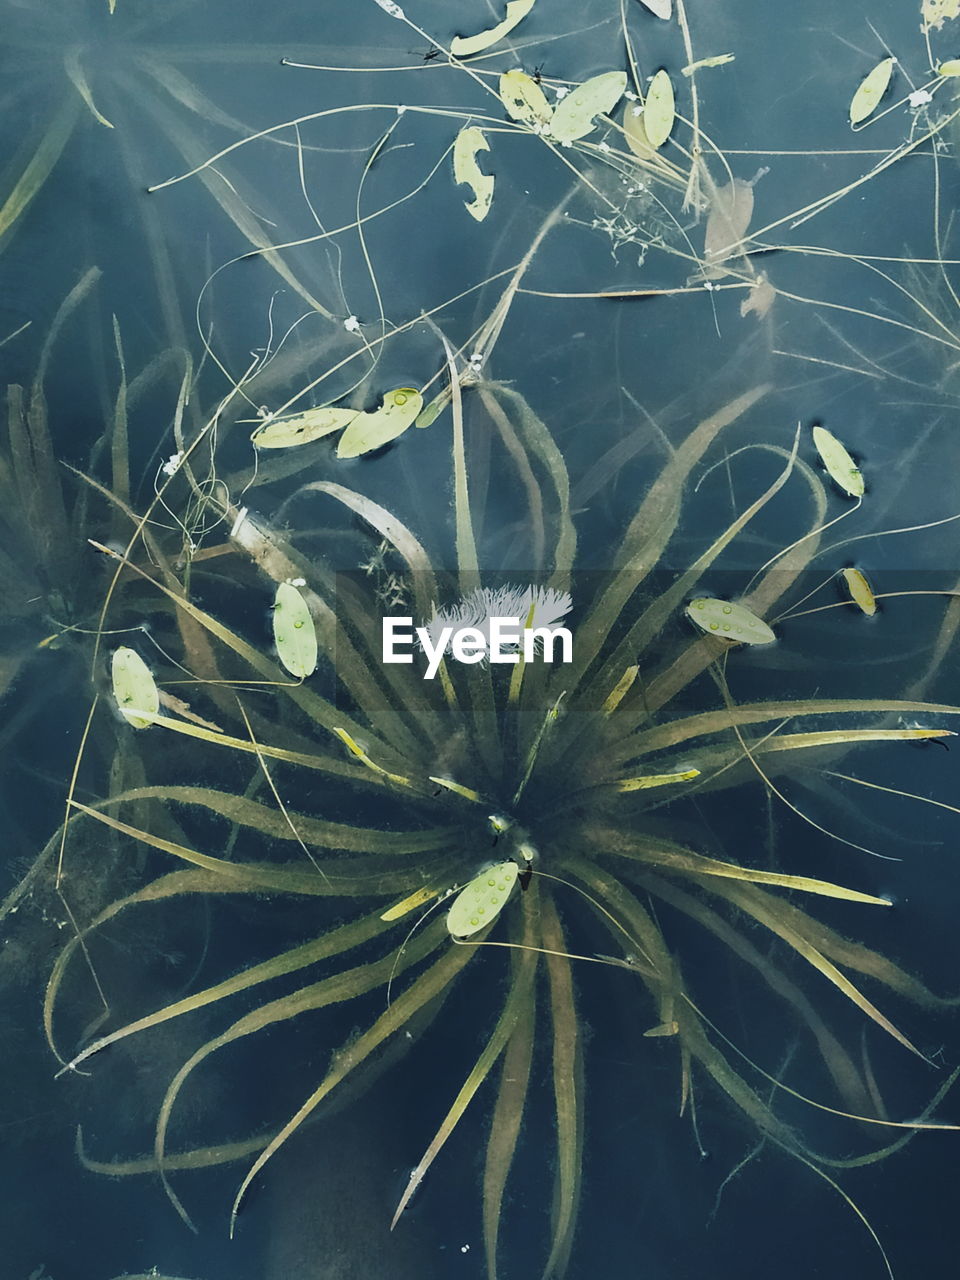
[813,425,864,497]
[251,405,359,449]
[840,567,877,616]
[499,69,553,128]
[451,0,535,57]
[111,647,160,729]
[337,388,423,458]
[643,69,675,148]
[548,71,628,145]
[623,104,656,160]
[686,598,776,644]
[272,582,317,678]
[938,58,960,74]
[453,126,494,221]
[849,57,895,126]
[446,862,518,938]
[923,0,960,32]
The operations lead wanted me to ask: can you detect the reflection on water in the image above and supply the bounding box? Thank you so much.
[3,1,960,1278]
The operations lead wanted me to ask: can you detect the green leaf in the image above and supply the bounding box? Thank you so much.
[272,582,317,678]
[499,69,553,128]
[548,71,628,145]
[111,647,160,729]
[451,0,535,57]
[685,598,776,645]
[453,126,495,221]
[446,862,519,938]
[813,425,864,497]
[251,405,358,449]
[849,56,895,126]
[337,388,423,458]
[643,69,675,148]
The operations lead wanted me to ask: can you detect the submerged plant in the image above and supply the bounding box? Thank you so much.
[43,353,960,1278]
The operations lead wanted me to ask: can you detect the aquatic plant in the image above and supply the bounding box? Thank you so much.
[22,2,960,1277]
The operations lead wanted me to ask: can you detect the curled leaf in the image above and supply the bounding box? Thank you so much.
[112,647,160,729]
[548,71,627,145]
[453,126,495,221]
[849,57,895,126]
[451,0,535,57]
[447,862,519,938]
[686,598,776,645]
[682,54,735,76]
[251,405,359,449]
[813,425,864,497]
[643,69,675,148]
[337,388,424,458]
[637,0,672,16]
[499,69,553,128]
[272,582,317,678]
[841,568,877,616]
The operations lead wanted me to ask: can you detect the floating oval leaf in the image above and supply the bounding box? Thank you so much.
[453,126,494,221]
[273,581,318,678]
[112,647,160,729]
[623,103,656,159]
[446,861,519,938]
[451,0,535,57]
[499,69,553,128]
[337,388,424,458]
[849,57,895,125]
[252,405,359,450]
[548,71,628,145]
[841,567,877,616]
[686,598,776,645]
[938,59,960,75]
[812,425,864,497]
[643,69,675,149]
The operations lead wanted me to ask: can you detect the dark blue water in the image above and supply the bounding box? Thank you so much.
[3,2,960,1278]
